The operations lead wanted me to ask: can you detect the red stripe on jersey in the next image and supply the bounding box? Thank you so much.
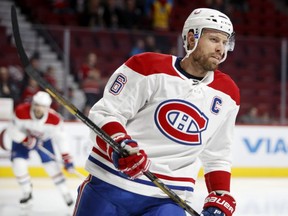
[92,147,196,185]
[101,121,127,136]
[45,111,61,125]
[154,173,196,185]
[125,52,179,77]
[208,70,240,105]
[95,121,127,153]
[92,146,112,162]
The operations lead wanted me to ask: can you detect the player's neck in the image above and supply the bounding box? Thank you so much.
[180,57,207,78]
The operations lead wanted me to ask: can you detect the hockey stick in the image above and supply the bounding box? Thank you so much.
[11,6,199,216]
[37,145,86,180]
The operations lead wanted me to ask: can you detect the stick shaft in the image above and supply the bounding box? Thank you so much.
[11,6,199,215]
[38,145,86,180]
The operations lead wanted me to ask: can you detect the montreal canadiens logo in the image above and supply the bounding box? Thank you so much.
[154,99,208,145]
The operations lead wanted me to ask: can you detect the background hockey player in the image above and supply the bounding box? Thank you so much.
[2,91,75,207]
[73,8,239,216]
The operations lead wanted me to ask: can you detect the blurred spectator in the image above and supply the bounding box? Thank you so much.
[30,53,45,76]
[51,0,78,13]
[145,0,173,15]
[259,111,273,124]
[64,86,86,120]
[0,66,20,104]
[21,53,44,92]
[144,0,155,15]
[7,65,24,85]
[81,69,103,116]
[43,65,61,111]
[20,78,40,103]
[121,0,144,29]
[149,0,173,31]
[102,0,123,29]
[78,52,101,81]
[80,0,104,27]
[43,65,58,89]
[145,34,160,52]
[129,38,145,57]
[239,107,262,124]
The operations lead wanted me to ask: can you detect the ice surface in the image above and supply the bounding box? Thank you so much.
[1,177,288,216]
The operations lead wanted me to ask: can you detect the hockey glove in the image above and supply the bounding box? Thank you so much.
[201,191,236,216]
[61,153,75,173]
[201,207,224,216]
[112,135,151,180]
[23,136,40,150]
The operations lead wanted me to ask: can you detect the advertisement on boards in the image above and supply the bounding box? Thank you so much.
[233,125,288,167]
[0,121,288,176]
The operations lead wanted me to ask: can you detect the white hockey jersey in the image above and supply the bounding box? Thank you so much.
[86,52,240,203]
[5,103,70,154]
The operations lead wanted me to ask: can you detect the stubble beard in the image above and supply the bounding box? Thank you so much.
[33,109,44,119]
[192,52,219,72]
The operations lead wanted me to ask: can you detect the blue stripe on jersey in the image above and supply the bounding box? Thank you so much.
[88,155,194,192]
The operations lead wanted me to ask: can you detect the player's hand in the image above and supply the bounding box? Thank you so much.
[23,136,39,150]
[61,153,75,173]
[201,207,224,216]
[112,135,151,180]
[201,191,236,216]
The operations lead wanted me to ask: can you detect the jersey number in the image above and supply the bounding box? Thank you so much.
[109,74,127,95]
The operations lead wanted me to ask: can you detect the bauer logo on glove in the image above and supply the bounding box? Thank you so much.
[203,191,236,216]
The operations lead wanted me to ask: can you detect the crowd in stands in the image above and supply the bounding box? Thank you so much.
[1,0,287,124]
[14,0,288,35]
[0,66,20,103]
[50,0,260,31]
[0,52,61,112]
[48,0,174,31]
[49,0,251,32]
[238,106,276,125]
[0,31,170,120]
[77,52,106,116]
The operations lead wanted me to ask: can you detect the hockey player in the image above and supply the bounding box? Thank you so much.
[3,91,75,207]
[73,8,239,216]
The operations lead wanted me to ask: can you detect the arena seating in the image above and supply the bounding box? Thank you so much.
[1,0,287,122]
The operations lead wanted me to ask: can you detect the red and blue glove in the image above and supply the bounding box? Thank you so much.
[61,153,75,173]
[201,191,236,216]
[111,134,151,180]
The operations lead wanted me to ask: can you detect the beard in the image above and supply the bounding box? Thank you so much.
[32,108,45,119]
[34,111,44,119]
[192,50,219,71]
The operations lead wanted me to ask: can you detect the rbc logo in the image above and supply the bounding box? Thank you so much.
[154,99,208,145]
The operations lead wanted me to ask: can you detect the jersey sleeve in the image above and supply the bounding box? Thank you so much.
[88,58,152,148]
[199,105,239,192]
[6,114,28,143]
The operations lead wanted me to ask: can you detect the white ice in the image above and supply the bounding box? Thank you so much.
[1,177,288,216]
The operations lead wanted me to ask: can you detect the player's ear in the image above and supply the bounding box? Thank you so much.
[187,31,196,50]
